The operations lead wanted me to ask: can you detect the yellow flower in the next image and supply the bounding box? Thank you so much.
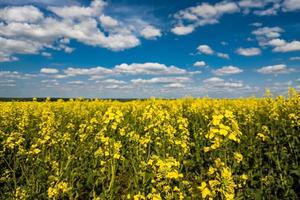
[240,174,248,180]
[199,182,212,199]
[219,128,228,136]
[57,181,70,193]
[166,171,183,179]
[234,152,243,163]
[209,180,220,188]
[203,147,210,152]
[48,186,59,199]
[208,166,216,175]
[214,158,224,168]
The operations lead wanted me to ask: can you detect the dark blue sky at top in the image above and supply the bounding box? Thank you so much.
[0,0,299,98]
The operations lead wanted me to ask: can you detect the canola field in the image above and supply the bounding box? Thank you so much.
[0,90,299,200]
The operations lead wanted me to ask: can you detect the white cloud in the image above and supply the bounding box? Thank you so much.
[252,26,300,53]
[213,66,243,76]
[252,26,284,46]
[238,0,282,15]
[104,84,132,89]
[0,79,15,84]
[253,3,280,16]
[89,75,105,80]
[171,26,194,35]
[0,71,33,79]
[131,77,191,84]
[257,64,294,74]
[67,81,85,85]
[203,77,224,84]
[272,40,300,52]
[0,0,162,60]
[216,52,229,59]
[99,15,119,27]
[252,26,283,39]
[250,22,263,27]
[236,47,261,56]
[197,45,214,55]
[41,79,58,83]
[0,52,18,62]
[267,38,286,46]
[197,44,229,59]
[61,62,197,79]
[238,0,267,9]
[52,74,68,79]
[221,41,228,45]
[0,36,42,55]
[282,0,300,11]
[0,5,44,22]
[115,62,189,75]
[163,83,185,88]
[64,66,113,76]
[203,77,244,88]
[193,61,206,67]
[140,25,161,39]
[172,1,239,35]
[48,0,106,19]
[0,0,79,7]
[41,52,52,57]
[96,79,126,84]
[40,68,59,74]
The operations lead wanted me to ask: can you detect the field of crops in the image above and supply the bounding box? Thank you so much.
[0,89,299,200]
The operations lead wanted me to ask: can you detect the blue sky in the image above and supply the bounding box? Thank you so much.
[0,0,300,98]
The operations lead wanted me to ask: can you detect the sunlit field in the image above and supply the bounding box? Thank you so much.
[0,89,299,199]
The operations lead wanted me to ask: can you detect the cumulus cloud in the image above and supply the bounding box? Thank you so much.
[257,64,294,74]
[0,0,161,61]
[131,77,191,84]
[115,62,189,75]
[252,26,284,47]
[0,36,42,55]
[96,79,126,84]
[41,52,52,57]
[213,66,243,76]
[236,47,261,56]
[44,62,199,81]
[48,0,106,19]
[216,52,229,59]
[252,26,283,39]
[67,81,85,85]
[238,0,267,9]
[269,39,300,52]
[0,71,36,79]
[140,25,161,39]
[250,22,263,27]
[252,26,300,53]
[238,0,282,15]
[203,77,244,88]
[40,68,59,74]
[253,3,281,16]
[197,45,214,55]
[282,0,300,11]
[64,66,113,76]
[193,61,206,67]
[171,26,194,35]
[0,5,44,22]
[99,15,119,27]
[163,83,185,88]
[197,44,229,59]
[0,52,18,62]
[172,1,239,35]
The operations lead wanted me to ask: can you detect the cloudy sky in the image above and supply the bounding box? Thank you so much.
[0,0,300,98]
